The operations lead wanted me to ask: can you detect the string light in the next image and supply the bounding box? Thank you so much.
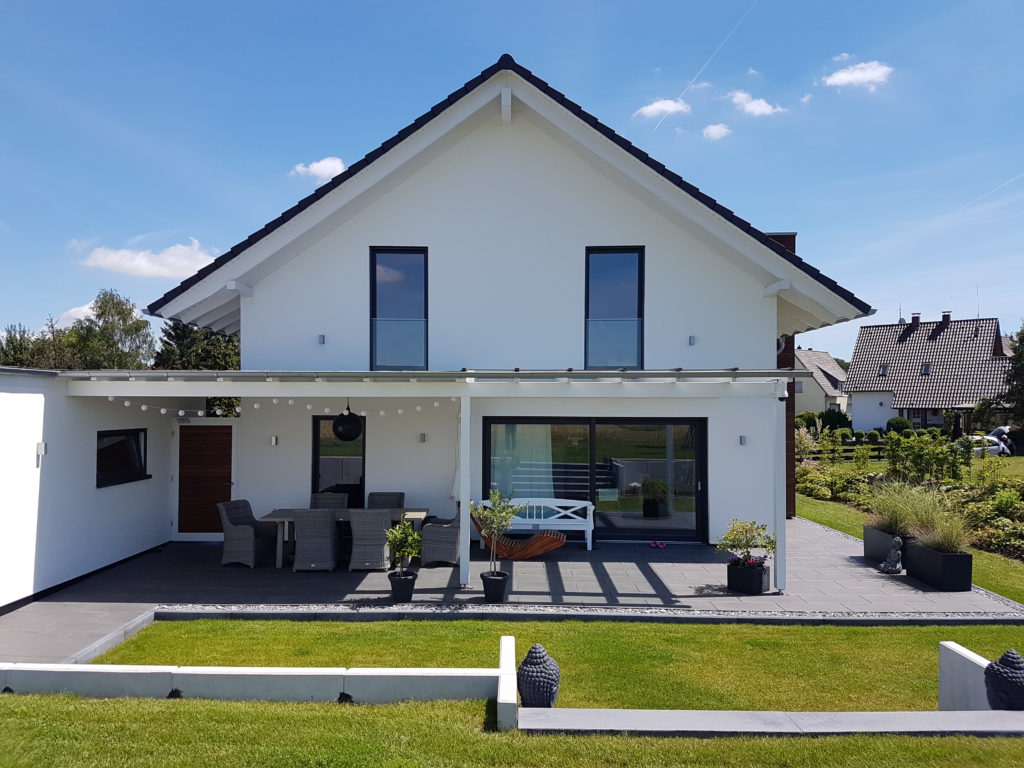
[107,396,115,402]
[287,399,295,406]
[108,397,447,420]
[215,409,223,416]
[178,410,186,417]
[140,405,148,411]
[415,405,422,412]
[197,410,205,417]
[123,401,131,407]
[253,402,261,409]
[272,398,279,405]
[159,408,167,415]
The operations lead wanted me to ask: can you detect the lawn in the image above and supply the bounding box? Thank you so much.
[94,620,1024,712]
[2,695,1023,768]
[796,495,1024,605]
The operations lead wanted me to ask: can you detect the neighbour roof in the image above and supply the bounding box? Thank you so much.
[794,348,846,397]
[845,316,1010,409]
[146,53,871,322]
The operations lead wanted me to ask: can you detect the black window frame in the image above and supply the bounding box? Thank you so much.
[482,416,708,543]
[584,246,644,370]
[310,415,367,507]
[878,364,888,377]
[369,246,428,371]
[96,428,151,488]
[920,362,931,376]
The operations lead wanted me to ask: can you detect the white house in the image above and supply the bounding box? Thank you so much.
[793,348,848,415]
[0,55,871,609]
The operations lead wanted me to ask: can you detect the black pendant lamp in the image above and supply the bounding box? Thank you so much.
[332,399,363,441]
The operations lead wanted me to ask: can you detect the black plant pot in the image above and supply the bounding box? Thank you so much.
[388,571,417,603]
[863,525,902,564]
[903,542,972,592]
[643,498,668,519]
[727,565,770,595]
[481,570,510,603]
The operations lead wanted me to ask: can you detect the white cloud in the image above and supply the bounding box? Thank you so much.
[702,123,732,141]
[290,156,346,182]
[728,90,786,116]
[822,60,894,92]
[747,67,759,76]
[800,93,812,104]
[832,52,852,62]
[82,237,215,278]
[692,81,712,89]
[375,264,405,283]
[54,302,94,328]
[633,98,691,119]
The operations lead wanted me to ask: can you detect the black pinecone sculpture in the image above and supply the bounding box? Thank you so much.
[985,648,1024,710]
[517,643,560,708]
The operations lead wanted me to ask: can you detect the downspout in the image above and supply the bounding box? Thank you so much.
[458,396,472,588]
[773,379,788,592]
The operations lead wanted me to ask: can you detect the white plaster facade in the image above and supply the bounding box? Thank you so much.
[849,391,898,433]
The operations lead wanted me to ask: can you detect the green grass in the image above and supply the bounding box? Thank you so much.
[4,695,1023,768]
[992,456,1024,478]
[796,495,1024,604]
[95,620,1024,712]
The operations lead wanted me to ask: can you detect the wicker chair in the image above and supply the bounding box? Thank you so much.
[310,492,349,509]
[216,500,277,568]
[367,492,405,509]
[292,508,338,572]
[421,504,460,565]
[348,508,393,570]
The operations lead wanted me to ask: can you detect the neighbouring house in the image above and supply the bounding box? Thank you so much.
[793,347,848,414]
[845,311,1011,432]
[0,54,871,609]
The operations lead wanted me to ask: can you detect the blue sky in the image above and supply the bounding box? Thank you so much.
[1,0,1021,360]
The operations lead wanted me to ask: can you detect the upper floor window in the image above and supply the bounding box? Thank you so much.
[370,248,427,370]
[878,364,888,377]
[586,247,643,369]
[920,362,931,376]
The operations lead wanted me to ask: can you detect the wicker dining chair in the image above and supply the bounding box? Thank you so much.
[421,504,460,565]
[310,492,349,509]
[348,508,393,570]
[292,508,338,572]
[216,499,277,568]
[366,492,405,509]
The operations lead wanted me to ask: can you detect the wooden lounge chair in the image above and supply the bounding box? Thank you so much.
[471,514,566,561]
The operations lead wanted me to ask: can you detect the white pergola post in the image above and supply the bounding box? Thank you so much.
[458,395,472,588]
[773,384,788,592]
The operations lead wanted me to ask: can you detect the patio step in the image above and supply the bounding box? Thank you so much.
[517,708,1024,737]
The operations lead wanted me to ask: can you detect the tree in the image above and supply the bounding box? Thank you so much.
[833,357,851,372]
[153,320,239,371]
[0,324,38,367]
[70,290,155,369]
[1006,321,1024,427]
[972,397,1001,433]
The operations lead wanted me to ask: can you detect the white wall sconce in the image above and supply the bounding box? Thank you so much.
[738,435,747,446]
[688,335,696,346]
[36,442,47,457]
[270,436,279,446]
[419,433,429,444]
[317,334,326,345]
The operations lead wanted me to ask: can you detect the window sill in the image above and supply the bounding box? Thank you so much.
[96,474,153,489]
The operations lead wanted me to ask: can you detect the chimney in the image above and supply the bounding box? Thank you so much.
[941,310,952,323]
[910,313,920,328]
[766,232,797,253]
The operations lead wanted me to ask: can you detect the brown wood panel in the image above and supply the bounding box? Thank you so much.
[178,425,233,533]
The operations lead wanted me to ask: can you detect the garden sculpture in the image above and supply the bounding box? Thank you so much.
[879,536,903,574]
[985,648,1024,710]
[518,643,560,707]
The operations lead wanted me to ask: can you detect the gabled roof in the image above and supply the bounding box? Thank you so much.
[794,348,846,397]
[147,54,871,333]
[845,316,1010,409]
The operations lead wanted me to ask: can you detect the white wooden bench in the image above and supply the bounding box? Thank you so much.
[480,497,595,550]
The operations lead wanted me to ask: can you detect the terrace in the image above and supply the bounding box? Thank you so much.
[1,517,1020,665]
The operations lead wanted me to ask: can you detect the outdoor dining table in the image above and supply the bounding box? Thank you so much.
[261,508,429,568]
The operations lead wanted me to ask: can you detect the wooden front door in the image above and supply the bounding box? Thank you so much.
[178,425,233,533]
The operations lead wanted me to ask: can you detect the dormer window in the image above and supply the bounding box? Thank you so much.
[920,362,931,376]
[878,364,888,377]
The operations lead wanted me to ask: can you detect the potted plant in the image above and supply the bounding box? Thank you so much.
[385,521,421,602]
[641,476,669,519]
[862,483,916,563]
[717,518,776,595]
[470,489,524,603]
[903,507,973,591]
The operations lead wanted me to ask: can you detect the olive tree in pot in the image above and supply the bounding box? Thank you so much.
[717,518,777,595]
[385,521,421,603]
[470,490,524,603]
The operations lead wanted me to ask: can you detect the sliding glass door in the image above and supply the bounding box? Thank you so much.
[484,418,706,542]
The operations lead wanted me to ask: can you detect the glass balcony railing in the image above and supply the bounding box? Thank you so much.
[586,318,641,369]
[372,318,427,370]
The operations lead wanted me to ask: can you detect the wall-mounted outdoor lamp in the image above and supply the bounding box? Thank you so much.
[271,436,279,446]
[317,334,326,345]
[738,435,747,446]
[688,335,696,346]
